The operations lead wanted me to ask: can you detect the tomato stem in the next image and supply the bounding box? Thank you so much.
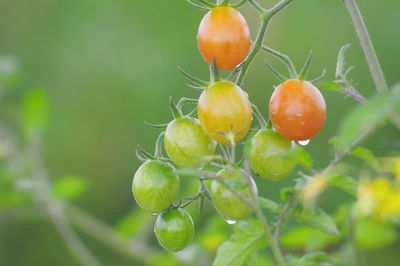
[198,0,216,8]
[210,58,221,81]
[261,45,297,78]
[241,165,286,266]
[251,103,268,129]
[229,0,247,8]
[236,0,295,86]
[185,0,210,11]
[169,97,182,119]
[264,59,287,83]
[298,50,312,80]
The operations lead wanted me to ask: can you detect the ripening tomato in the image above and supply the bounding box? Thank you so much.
[197,6,252,70]
[154,208,194,252]
[164,117,216,167]
[211,169,255,221]
[249,129,295,181]
[198,81,252,143]
[269,79,326,141]
[132,160,179,213]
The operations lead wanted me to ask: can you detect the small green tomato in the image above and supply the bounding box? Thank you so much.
[249,129,295,181]
[164,117,216,167]
[154,208,194,252]
[211,169,255,221]
[132,160,179,213]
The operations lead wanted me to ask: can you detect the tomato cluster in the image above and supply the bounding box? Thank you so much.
[132,2,327,253]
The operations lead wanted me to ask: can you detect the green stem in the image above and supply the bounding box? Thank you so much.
[66,204,157,265]
[343,0,388,92]
[243,169,286,266]
[236,0,295,86]
[261,45,297,77]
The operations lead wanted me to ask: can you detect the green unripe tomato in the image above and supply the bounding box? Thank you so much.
[154,208,194,252]
[211,169,255,221]
[249,129,295,181]
[164,117,216,167]
[132,160,179,213]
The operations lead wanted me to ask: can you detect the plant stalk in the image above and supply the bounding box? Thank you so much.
[343,0,388,92]
[236,0,295,86]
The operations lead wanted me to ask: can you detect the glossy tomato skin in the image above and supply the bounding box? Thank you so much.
[154,208,194,252]
[211,169,255,221]
[132,160,179,213]
[198,81,252,143]
[197,6,252,70]
[249,129,295,181]
[269,79,326,141]
[164,117,216,167]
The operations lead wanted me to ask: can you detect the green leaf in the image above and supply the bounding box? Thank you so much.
[258,197,279,212]
[283,145,312,168]
[317,81,343,91]
[53,175,88,201]
[280,187,298,202]
[355,219,397,250]
[336,93,392,150]
[175,167,201,178]
[280,226,338,251]
[213,219,268,266]
[300,251,333,263]
[352,146,381,171]
[22,88,49,137]
[329,175,358,196]
[295,209,339,236]
[336,44,351,78]
[298,252,333,265]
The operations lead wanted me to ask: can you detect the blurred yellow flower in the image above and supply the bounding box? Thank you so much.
[301,175,327,203]
[357,177,400,220]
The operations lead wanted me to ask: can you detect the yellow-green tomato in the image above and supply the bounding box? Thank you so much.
[198,81,252,144]
[211,169,254,221]
[164,117,216,167]
[249,129,295,181]
[154,208,194,252]
[132,160,179,213]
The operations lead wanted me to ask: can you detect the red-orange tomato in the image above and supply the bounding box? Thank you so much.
[269,79,326,141]
[197,6,251,70]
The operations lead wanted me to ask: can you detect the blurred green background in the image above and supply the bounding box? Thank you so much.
[0,0,399,265]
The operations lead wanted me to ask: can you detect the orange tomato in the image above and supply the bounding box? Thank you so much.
[269,79,326,141]
[197,6,251,70]
[198,81,252,143]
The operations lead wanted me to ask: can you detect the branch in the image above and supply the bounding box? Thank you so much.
[343,0,388,92]
[236,0,295,86]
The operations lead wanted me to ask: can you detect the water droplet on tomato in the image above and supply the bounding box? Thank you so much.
[298,140,310,146]
[225,219,237,225]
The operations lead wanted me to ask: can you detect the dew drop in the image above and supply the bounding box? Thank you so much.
[225,219,237,225]
[298,140,310,146]
[300,121,305,125]
[295,113,303,117]
[151,212,159,216]
[273,172,279,176]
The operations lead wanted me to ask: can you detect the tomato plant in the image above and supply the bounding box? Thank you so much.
[197,6,251,70]
[1,0,397,265]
